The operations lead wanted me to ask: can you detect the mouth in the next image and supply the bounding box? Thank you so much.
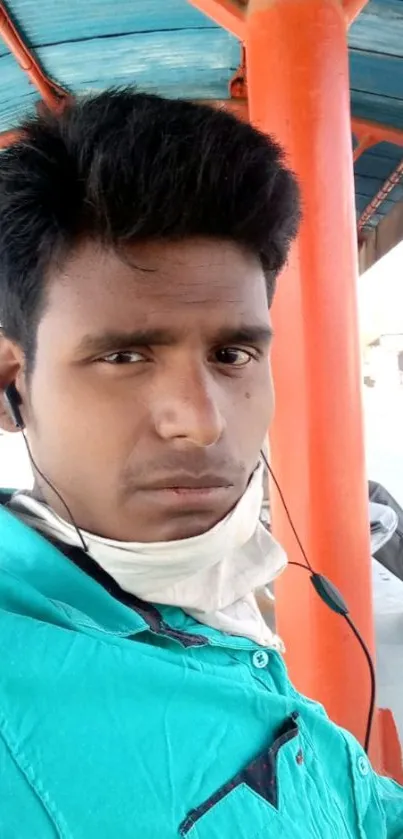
[140,474,232,491]
[136,475,233,509]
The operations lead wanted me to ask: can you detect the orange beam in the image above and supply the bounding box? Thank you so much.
[187,0,245,39]
[342,0,369,26]
[352,117,403,148]
[353,134,376,162]
[0,1,69,113]
[246,0,377,755]
[189,0,368,36]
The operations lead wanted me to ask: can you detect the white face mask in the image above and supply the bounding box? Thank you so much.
[10,462,287,648]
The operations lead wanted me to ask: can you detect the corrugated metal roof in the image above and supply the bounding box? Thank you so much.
[0,0,402,233]
[350,0,403,229]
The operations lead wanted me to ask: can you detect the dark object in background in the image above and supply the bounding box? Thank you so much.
[369,481,403,582]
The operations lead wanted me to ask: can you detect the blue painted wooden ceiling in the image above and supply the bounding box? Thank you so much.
[0,0,402,232]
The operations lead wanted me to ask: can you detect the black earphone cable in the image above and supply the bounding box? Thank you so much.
[21,433,89,555]
[263,455,314,573]
[288,561,376,754]
[261,450,375,754]
[345,614,376,754]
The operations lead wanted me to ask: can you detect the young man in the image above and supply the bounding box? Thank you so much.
[0,90,401,838]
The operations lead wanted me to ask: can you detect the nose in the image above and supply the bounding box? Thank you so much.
[152,364,226,448]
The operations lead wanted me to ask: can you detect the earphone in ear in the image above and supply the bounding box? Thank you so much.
[3,381,88,552]
[4,382,25,430]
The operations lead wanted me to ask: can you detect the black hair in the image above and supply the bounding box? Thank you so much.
[0,88,301,367]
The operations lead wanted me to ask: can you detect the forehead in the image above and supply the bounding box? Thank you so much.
[43,238,269,337]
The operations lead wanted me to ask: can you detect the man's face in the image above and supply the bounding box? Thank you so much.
[15,238,274,541]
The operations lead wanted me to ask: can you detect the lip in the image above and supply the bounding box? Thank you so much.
[137,483,232,509]
[138,474,232,491]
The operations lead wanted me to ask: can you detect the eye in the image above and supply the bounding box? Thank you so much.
[100,351,146,365]
[214,347,253,367]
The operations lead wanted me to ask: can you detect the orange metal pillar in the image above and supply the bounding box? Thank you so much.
[246,0,376,749]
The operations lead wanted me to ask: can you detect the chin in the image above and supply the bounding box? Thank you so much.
[146,511,224,543]
[115,494,238,543]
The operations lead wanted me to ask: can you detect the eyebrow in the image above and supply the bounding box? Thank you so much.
[75,324,273,358]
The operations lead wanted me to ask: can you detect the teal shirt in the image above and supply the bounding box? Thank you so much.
[0,500,402,838]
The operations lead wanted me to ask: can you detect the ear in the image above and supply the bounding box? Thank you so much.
[0,334,25,433]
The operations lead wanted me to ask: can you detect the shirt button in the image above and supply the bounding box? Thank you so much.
[252,650,269,669]
[357,756,370,777]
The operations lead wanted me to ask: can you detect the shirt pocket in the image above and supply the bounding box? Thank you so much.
[179,713,357,839]
[179,713,301,839]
